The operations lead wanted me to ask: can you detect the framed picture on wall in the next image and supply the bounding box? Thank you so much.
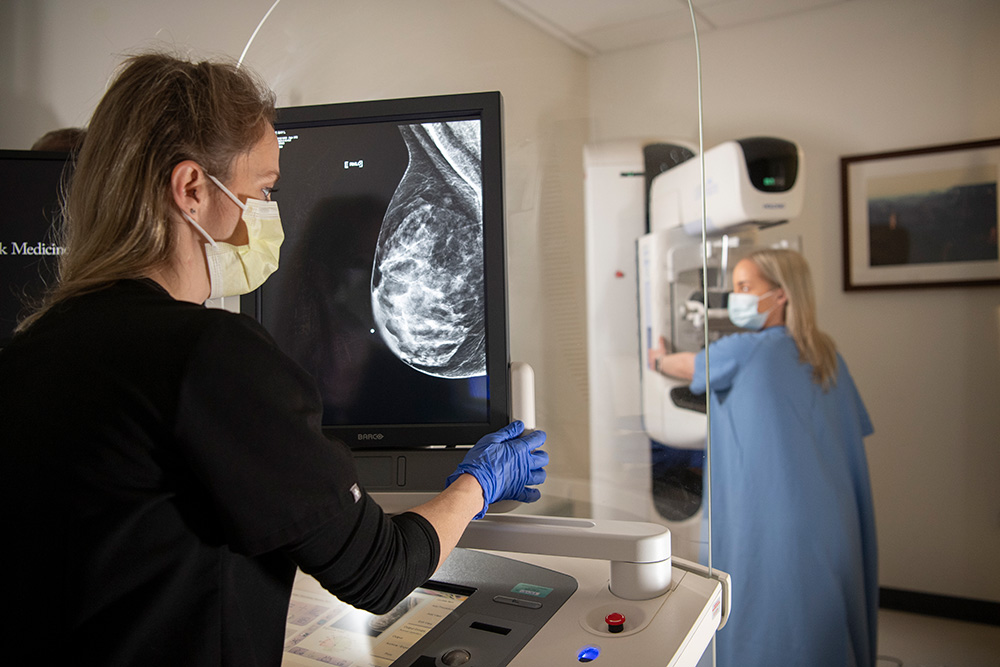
[840,137,1000,291]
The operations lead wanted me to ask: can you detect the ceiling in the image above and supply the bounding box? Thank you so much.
[496,0,852,55]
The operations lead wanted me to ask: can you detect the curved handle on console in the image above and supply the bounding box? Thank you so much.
[456,514,672,600]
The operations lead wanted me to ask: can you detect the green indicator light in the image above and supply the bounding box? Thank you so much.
[512,583,554,598]
[763,176,777,186]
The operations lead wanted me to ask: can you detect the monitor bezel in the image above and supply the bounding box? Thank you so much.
[0,149,71,348]
[242,92,511,451]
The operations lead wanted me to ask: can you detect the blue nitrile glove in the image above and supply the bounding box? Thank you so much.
[445,421,548,520]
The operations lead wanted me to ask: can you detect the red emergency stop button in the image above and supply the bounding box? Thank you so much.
[605,612,626,633]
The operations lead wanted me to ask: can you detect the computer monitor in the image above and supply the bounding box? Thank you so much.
[0,150,69,348]
[243,92,510,494]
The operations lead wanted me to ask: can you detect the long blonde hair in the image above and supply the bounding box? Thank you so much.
[17,52,275,332]
[748,248,839,389]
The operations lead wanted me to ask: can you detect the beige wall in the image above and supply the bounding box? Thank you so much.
[5,0,999,604]
[588,0,1000,601]
[0,0,592,483]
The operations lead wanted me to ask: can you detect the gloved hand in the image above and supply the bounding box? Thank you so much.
[446,421,548,520]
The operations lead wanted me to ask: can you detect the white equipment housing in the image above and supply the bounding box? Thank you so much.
[640,138,804,449]
[650,137,805,235]
[586,138,804,562]
[461,515,731,666]
[285,516,731,667]
[286,355,731,667]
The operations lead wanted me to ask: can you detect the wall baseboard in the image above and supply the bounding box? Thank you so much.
[879,587,1000,626]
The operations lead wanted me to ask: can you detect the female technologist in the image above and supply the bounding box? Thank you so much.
[648,248,878,667]
[0,53,546,666]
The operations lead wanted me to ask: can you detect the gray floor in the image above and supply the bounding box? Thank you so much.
[692,610,1000,667]
[876,609,1000,667]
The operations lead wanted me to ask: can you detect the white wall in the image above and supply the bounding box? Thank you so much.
[588,0,1000,601]
[0,0,592,483]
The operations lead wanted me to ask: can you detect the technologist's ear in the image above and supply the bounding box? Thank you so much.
[170,160,208,218]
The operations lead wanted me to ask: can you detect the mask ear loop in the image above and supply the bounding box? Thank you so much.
[764,287,788,322]
[206,174,248,211]
[182,209,219,248]
[757,289,783,321]
[183,213,218,247]
[181,170,237,247]
[184,173,250,246]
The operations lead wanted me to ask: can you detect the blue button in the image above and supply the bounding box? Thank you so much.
[578,645,600,662]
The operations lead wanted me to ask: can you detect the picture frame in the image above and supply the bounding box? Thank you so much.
[840,138,1000,291]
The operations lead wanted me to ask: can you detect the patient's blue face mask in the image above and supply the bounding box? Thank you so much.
[727,290,776,330]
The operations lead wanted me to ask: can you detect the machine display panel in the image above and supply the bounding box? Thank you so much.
[283,578,473,667]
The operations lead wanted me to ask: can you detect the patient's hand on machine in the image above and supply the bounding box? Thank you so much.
[446,421,548,520]
[649,335,696,381]
[648,335,671,372]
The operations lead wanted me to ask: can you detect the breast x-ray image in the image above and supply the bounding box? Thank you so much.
[261,117,489,427]
[371,120,485,380]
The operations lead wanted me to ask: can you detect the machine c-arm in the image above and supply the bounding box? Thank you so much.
[285,372,732,667]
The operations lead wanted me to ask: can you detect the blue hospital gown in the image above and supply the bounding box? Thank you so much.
[691,326,877,667]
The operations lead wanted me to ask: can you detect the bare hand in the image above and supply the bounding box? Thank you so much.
[648,335,669,371]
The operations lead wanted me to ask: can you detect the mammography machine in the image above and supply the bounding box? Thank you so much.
[0,108,731,666]
[231,92,734,666]
[639,137,805,449]
[279,356,729,667]
[586,138,804,561]
[283,509,730,667]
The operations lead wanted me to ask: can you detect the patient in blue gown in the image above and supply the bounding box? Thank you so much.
[648,248,877,667]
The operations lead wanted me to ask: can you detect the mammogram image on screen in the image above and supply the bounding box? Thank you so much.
[372,120,485,379]
[264,118,489,427]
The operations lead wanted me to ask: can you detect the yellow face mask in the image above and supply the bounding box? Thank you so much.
[183,174,284,299]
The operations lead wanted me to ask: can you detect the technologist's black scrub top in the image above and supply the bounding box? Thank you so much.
[0,279,439,666]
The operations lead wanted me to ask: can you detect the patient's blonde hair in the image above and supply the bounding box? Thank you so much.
[17,51,275,332]
[748,248,838,389]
